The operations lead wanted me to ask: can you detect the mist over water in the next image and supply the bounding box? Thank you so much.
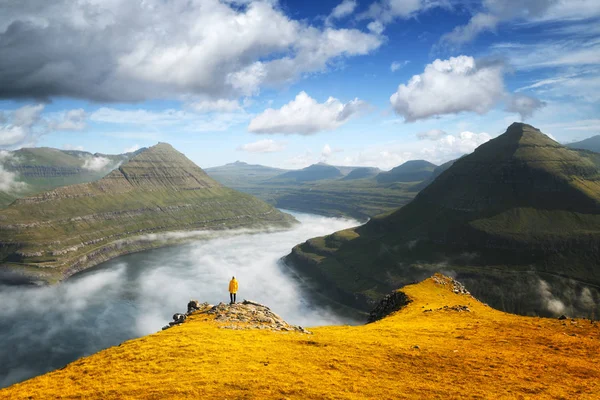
[0,211,362,388]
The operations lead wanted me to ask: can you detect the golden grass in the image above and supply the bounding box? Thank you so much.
[3,277,599,399]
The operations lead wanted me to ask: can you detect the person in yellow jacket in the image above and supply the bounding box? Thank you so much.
[229,276,238,304]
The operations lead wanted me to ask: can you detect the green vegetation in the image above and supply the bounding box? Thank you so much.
[285,123,600,317]
[0,147,141,208]
[206,161,434,220]
[375,159,436,183]
[0,143,295,285]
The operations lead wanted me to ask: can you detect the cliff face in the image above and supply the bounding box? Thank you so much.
[0,143,296,284]
[284,123,600,316]
[2,275,598,399]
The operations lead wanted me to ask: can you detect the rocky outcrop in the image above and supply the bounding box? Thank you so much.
[164,299,311,334]
[368,290,412,323]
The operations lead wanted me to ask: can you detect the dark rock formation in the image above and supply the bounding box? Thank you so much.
[368,290,412,323]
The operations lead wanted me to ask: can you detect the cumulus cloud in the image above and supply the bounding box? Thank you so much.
[0,104,86,149]
[248,92,369,134]
[417,129,448,140]
[441,0,600,45]
[82,156,111,171]
[390,60,409,72]
[237,139,286,153]
[0,0,381,102]
[424,131,492,159]
[505,94,547,120]
[390,56,505,122]
[322,144,333,158]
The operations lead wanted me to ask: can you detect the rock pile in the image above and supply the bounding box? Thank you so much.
[163,299,311,334]
[368,290,413,323]
[423,305,471,313]
[432,274,471,295]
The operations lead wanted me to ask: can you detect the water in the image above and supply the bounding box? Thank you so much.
[0,211,363,388]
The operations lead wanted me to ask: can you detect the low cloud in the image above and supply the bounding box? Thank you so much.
[82,156,112,172]
[538,279,566,315]
[328,0,358,23]
[248,92,368,135]
[124,145,141,154]
[237,139,286,153]
[505,94,547,120]
[390,56,505,122]
[0,213,361,388]
[189,99,242,113]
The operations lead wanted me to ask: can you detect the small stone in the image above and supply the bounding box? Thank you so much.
[558,315,567,320]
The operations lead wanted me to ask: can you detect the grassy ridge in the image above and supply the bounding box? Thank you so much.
[0,143,295,284]
[2,275,598,399]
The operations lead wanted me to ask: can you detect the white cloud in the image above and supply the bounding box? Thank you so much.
[82,156,111,171]
[329,0,358,21]
[0,0,381,102]
[189,99,242,113]
[248,91,369,135]
[390,56,505,122]
[505,94,547,120]
[237,139,286,153]
[0,151,27,193]
[390,60,410,72]
[322,144,333,158]
[424,131,492,159]
[0,104,88,149]
[417,129,448,140]
[441,0,600,45]
[362,0,448,25]
[367,21,385,35]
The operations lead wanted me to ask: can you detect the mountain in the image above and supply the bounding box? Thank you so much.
[272,163,343,182]
[285,123,600,316]
[3,275,598,398]
[412,158,457,191]
[375,160,437,183]
[204,161,288,187]
[341,167,380,180]
[0,147,141,208]
[0,143,295,285]
[566,135,600,153]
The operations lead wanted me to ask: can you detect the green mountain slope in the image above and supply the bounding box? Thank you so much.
[566,135,600,153]
[204,161,288,187]
[376,160,437,183]
[0,147,140,208]
[285,123,600,317]
[0,143,295,285]
[272,163,343,182]
[342,167,380,180]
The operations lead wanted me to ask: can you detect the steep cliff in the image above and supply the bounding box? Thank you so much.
[0,143,296,284]
[285,123,600,316]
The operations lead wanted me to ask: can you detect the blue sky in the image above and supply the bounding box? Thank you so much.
[0,0,599,170]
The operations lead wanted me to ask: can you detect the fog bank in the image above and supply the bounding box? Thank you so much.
[0,211,361,388]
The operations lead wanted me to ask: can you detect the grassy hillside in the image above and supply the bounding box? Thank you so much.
[375,160,437,183]
[206,162,425,220]
[0,143,295,285]
[0,147,140,208]
[285,123,600,316]
[2,275,598,399]
[566,135,600,153]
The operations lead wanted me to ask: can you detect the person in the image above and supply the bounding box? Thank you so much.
[229,276,238,304]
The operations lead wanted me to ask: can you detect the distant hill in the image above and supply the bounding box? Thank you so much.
[566,135,600,153]
[273,163,343,182]
[376,160,437,183]
[0,147,141,208]
[286,123,600,317]
[412,158,458,191]
[342,167,380,180]
[0,143,295,285]
[205,161,288,187]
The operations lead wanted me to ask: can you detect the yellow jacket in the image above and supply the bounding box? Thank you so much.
[229,278,238,294]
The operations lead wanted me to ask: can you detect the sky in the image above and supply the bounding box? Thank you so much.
[0,0,599,170]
